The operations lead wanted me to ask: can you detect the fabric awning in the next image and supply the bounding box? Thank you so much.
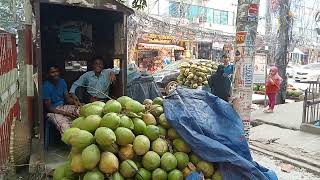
[292,48,305,55]
[138,43,184,50]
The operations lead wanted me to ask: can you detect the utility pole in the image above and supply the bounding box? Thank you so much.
[265,0,272,64]
[275,0,290,104]
[232,0,260,139]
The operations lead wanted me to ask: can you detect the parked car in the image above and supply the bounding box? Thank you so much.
[153,59,213,94]
[294,63,320,82]
[286,64,300,78]
[286,65,295,78]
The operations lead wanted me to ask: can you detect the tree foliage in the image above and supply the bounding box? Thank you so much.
[0,0,24,33]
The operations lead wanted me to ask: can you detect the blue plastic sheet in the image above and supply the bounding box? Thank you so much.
[163,87,278,180]
[127,75,162,103]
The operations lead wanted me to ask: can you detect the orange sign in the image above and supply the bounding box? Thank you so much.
[236,31,247,45]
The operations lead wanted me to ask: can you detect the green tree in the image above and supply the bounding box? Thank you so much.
[0,0,24,33]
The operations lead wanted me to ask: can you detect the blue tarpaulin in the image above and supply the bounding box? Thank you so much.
[163,87,278,180]
[127,75,162,103]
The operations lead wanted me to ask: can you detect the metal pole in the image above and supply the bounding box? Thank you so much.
[232,0,261,139]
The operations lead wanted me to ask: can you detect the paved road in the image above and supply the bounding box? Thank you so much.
[288,78,309,91]
[252,150,320,180]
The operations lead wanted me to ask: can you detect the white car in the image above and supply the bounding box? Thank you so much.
[294,63,320,82]
[286,65,297,78]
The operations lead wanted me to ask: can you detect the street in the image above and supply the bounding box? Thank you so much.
[252,151,320,180]
[287,78,309,91]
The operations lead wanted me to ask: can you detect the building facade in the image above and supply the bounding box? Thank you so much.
[127,0,238,61]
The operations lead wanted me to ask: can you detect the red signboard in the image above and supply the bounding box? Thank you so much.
[0,32,19,172]
[248,4,259,16]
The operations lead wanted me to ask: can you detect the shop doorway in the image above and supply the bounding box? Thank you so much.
[40,3,126,97]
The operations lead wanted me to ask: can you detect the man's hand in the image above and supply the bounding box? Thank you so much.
[64,111,77,119]
[90,96,97,102]
[71,94,81,107]
[109,72,117,82]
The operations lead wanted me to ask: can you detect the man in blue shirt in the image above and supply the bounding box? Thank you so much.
[223,55,234,84]
[70,57,119,103]
[43,65,79,133]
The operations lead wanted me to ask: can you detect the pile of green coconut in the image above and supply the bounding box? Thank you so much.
[54,96,222,180]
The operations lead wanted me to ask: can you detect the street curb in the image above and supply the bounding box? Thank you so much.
[250,143,320,176]
[251,119,300,130]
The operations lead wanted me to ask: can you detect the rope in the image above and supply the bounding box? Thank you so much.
[73,82,114,100]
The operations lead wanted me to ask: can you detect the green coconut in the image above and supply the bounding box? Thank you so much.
[99,152,119,174]
[83,170,104,180]
[133,135,150,155]
[125,100,145,113]
[81,144,100,170]
[212,170,222,180]
[168,169,183,180]
[132,118,147,135]
[160,152,177,172]
[142,113,157,125]
[78,115,101,133]
[143,99,153,106]
[119,144,136,160]
[80,104,103,117]
[120,160,138,178]
[190,153,201,165]
[144,125,160,141]
[167,128,179,140]
[115,127,135,146]
[142,151,161,171]
[151,138,168,156]
[95,127,116,146]
[99,142,119,154]
[53,163,67,180]
[152,168,167,180]
[70,153,86,173]
[69,130,94,150]
[150,105,163,117]
[101,113,121,130]
[153,97,163,106]
[91,101,106,108]
[196,161,214,178]
[62,128,80,145]
[174,152,189,170]
[103,99,122,114]
[158,125,167,137]
[135,168,152,180]
[71,117,85,128]
[111,172,125,180]
[117,96,133,107]
[173,138,191,153]
[158,114,170,128]
[120,115,134,130]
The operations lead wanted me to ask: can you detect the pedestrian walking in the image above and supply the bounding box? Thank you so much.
[264,66,283,113]
[208,65,231,102]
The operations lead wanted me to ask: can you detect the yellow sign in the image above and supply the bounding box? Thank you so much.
[142,34,175,44]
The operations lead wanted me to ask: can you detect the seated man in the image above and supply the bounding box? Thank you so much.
[43,65,80,133]
[70,57,119,103]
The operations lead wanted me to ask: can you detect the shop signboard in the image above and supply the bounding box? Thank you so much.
[236,31,247,47]
[140,34,175,44]
[253,53,267,84]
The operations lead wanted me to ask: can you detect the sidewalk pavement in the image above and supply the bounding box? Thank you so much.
[251,101,303,130]
[250,124,320,174]
[250,102,320,174]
